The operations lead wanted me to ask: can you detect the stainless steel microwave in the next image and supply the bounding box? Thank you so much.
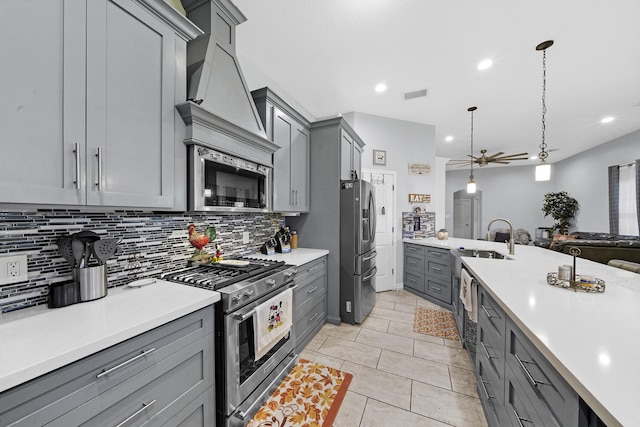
[188,145,271,213]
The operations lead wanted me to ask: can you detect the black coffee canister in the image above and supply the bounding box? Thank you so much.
[48,280,80,308]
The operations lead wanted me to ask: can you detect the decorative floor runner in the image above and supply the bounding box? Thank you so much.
[413,307,460,341]
[247,358,353,427]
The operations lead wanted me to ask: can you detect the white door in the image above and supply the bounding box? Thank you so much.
[362,171,395,292]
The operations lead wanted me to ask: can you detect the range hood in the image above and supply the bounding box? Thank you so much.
[177,0,278,167]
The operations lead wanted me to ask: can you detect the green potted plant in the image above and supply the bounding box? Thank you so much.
[542,191,580,235]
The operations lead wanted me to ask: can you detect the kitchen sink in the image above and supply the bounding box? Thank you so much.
[454,249,512,260]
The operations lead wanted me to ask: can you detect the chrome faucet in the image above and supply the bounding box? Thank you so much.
[487,218,515,255]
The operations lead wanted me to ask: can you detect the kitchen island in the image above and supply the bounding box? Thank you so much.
[404,237,640,426]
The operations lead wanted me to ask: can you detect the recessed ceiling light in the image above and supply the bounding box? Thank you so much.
[477,59,493,70]
[601,116,615,123]
[445,136,454,142]
[375,83,387,93]
[530,155,538,160]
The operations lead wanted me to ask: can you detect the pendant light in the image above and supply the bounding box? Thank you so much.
[467,106,477,193]
[535,40,553,181]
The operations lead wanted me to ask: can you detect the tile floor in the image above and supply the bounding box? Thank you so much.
[300,290,489,427]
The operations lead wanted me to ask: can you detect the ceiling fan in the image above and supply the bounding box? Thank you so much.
[448,149,530,167]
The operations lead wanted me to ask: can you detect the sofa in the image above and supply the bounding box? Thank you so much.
[548,232,640,265]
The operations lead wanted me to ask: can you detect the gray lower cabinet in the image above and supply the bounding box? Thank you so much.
[475,284,581,427]
[403,243,453,309]
[0,0,200,209]
[252,88,310,213]
[292,256,328,352]
[0,307,215,427]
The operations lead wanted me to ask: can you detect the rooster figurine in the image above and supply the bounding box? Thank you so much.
[188,224,217,262]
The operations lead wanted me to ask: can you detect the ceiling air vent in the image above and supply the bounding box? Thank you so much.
[403,89,428,101]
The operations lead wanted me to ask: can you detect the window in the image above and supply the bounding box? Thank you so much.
[618,163,639,235]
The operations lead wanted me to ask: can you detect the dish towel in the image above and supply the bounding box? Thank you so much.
[460,268,478,323]
[253,287,293,361]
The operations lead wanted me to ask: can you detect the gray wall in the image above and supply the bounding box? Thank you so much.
[445,128,640,238]
[343,112,437,288]
[446,164,555,239]
[553,129,640,232]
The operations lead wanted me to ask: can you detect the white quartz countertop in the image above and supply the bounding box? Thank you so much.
[0,279,219,393]
[403,237,639,426]
[250,247,329,266]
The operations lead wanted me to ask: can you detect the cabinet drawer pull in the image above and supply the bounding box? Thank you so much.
[480,341,495,360]
[308,313,319,323]
[430,251,443,257]
[115,399,156,427]
[480,304,499,319]
[480,379,493,400]
[308,265,319,272]
[95,147,103,191]
[432,267,442,273]
[512,408,532,427]
[96,348,156,378]
[307,286,318,294]
[432,286,441,291]
[408,261,417,266]
[514,353,548,387]
[73,143,81,190]
[408,277,417,283]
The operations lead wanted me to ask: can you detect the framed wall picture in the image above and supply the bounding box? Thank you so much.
[373,149,387,165]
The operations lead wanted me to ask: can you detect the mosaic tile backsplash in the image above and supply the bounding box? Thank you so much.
[0,209,285,313]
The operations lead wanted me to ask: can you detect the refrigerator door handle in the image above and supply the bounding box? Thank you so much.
[362,251,377,262]
[362,266,378,282]
[369,188,377,241]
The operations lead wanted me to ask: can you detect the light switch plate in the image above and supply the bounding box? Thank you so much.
[0,254,28,285]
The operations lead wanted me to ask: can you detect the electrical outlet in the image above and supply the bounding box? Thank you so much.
[242,232,250,244]
[0,255,28,285]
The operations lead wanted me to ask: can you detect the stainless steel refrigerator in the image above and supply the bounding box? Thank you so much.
[340,179,377,324]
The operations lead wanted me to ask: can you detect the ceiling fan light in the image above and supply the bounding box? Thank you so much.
[535,163,551,181]
[467,180,477,193]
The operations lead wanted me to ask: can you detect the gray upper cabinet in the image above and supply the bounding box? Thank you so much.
[340,128,364,180]
[252,88,310,212]
[0,0,201,209]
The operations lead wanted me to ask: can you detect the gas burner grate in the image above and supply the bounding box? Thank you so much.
[161,257,287,291]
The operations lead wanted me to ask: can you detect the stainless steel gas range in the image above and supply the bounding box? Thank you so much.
[162,258,298,427]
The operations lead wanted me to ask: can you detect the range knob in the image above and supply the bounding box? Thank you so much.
[232,295,241,303]
[243,289,254,298]
[284,269,297,278]
[266,279,276,287]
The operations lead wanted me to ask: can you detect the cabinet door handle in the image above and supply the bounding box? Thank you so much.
[115,400,156,427]
[307,286,318,294]
[95,147,103,191]
[290,190,294,205]
[308,313,319,323]
[96,347,156,378]
[480,304,499,319]
[512,408,532,427]
[295,190,298,205]
[73,143,81,190]
[480,379,493,400]
[481,341,495,360]
[514,353,548,387]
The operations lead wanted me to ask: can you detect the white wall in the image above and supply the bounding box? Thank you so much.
[343,112,437,287]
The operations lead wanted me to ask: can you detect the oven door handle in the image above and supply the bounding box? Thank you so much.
[234,284,298,321]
